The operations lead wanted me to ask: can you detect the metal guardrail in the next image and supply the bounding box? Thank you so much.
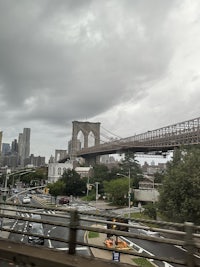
[0,202,200,267]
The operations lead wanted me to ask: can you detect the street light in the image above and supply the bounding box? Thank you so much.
[10,169,35,189]
[86,182,99,212]
[3,169,36,202]
[95,182,99,211]
[117,169,131,219]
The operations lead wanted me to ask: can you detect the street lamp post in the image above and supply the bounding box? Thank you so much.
[3,174,9,202]
[2,167,11,202]
[86,182,99,211]
[95,182,99,212]
[117,169,131,219]
[11,170,35,190]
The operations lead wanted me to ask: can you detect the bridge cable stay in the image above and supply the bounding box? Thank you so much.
[100,125,122,139]
[86,124,114,144]
[87,124,122,143]
[87,131,108,144]
[87,124,132,147]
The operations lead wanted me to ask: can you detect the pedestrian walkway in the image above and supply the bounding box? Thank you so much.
[32,195,54,207]
[86,224,136,266]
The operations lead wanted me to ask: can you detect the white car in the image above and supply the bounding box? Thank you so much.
[22,196,31,204]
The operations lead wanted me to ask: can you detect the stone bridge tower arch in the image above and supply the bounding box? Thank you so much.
[70,121,100,160]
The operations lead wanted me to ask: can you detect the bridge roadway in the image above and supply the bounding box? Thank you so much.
[76,116,200,160]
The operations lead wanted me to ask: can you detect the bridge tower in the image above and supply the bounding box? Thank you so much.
[69,121,101,164]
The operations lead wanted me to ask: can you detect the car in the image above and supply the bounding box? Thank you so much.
[140,229,160,237]
[28,215,44,245]
[22,196,31,204]
[59,197,70,205]
[13,189,19,194]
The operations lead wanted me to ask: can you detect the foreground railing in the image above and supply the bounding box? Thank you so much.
[0,202,200,267]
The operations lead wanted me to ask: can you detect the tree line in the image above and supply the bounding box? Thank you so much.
[14,146,199,225]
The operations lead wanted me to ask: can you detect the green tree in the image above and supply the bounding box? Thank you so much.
[17,168,47,187]
[154,172,165,184]
[91,164,120,197]
[48,180,65,203]
[158,146,200,224]
[61,169,86,196]
[92,164,109,183]
[119,151,143,188]
[104,177,129,205]
[143,203,157,220]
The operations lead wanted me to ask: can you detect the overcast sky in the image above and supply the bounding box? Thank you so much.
[0,0,200,161]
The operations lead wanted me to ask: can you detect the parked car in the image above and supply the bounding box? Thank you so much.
[22,196,31,204]
[59,197,70,205]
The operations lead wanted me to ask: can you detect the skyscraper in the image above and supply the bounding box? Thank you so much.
[0,131,2,158]
[2,143,11,155]
[18,128,30,166]
[11,139,18,154]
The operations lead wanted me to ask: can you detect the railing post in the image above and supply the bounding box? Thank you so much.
[184,222,195,267]
[68,209,79,255]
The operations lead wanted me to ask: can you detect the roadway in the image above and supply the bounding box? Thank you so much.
[1,192,199,267]
[8,193,91,256]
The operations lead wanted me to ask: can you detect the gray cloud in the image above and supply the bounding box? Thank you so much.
[0,0,199,159]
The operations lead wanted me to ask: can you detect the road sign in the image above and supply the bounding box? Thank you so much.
[112,251,120,262]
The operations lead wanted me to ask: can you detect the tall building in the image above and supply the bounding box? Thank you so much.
[23,128,30,159]
[2,143,11,155]
[11,139,18,154]
[18,128,31,166]
[18,133,23,162]
[24,154,45,167]
[0,131,2,154]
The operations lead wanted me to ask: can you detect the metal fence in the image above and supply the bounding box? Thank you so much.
[0,202,200,267]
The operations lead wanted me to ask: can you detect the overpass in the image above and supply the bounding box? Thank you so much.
[74,116,200,164]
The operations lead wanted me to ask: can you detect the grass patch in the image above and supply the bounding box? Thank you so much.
[133,257,155,267]
[130,212,151,220]
[88,231,99,238]
[130,212,161,228]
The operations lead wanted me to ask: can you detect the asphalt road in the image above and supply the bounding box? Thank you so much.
[8,194,91,256]
[120,226,200,267]
[2,193,200,267]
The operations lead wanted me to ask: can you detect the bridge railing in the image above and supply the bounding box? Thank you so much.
[0,202,200,267]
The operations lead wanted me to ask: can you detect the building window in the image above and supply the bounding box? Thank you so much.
[58,167,61,175]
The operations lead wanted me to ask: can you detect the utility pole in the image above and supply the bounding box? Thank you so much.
[95,182,99,211]
[128,168,131,219]
[117,168,131,219]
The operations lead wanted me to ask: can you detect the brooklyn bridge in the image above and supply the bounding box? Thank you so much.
[68,116,200,164]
